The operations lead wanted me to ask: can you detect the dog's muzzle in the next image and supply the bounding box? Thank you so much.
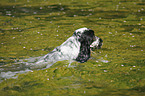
[90,36,103,49]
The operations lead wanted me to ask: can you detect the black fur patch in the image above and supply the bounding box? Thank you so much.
[76,29,95,63]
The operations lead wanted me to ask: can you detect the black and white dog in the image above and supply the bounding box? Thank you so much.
[0,28,103,79]
[29,28,102,68]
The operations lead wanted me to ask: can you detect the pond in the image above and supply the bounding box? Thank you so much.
[0,0,145,95]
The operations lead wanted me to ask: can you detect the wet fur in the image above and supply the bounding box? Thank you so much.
[76,30,95,63]
[31,28,96,68]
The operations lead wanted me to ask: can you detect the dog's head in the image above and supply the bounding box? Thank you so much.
[73,27,95,44]
[90,36,103,50]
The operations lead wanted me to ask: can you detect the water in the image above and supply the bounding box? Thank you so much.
[0,0,145,95]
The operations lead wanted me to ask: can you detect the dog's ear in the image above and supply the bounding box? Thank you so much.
[76,29,95,63]
[76,42,90,63]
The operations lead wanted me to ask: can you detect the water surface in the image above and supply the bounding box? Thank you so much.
[0,0,145,95]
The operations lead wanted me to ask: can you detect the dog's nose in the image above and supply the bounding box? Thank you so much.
[99,38,103,43]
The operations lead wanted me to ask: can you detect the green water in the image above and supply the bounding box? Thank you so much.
[0,0,145,95]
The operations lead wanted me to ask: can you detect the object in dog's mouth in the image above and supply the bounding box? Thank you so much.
[90,36,103,50]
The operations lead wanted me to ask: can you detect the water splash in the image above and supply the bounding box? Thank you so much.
[0,69,32,82]
[0,55,58,82]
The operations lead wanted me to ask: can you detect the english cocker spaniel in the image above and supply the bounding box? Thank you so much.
[29,27,103,68]
[0,28,103,80]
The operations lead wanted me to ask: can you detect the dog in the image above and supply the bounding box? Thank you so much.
[0,28,103,80]
[28,28,103,68]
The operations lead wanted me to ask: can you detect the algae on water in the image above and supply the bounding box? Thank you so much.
[0,0,145,96]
